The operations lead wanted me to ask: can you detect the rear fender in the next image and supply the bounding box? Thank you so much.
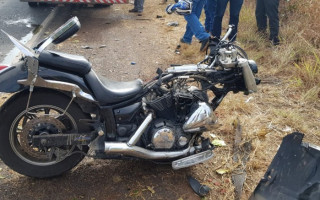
[0,61,27,93]
[0,60,92,95]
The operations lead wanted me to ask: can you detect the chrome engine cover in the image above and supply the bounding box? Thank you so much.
[183,102,217,132]
[152,127,175,149]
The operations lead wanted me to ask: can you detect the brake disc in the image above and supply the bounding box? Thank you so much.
[20,116,66,160]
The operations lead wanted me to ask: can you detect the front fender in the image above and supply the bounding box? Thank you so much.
[0,60,92,95]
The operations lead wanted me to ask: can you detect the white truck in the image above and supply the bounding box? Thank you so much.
[20,0,128,7]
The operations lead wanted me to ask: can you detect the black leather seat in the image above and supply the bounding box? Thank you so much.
[85,70,143,105]
[39,50,91,76]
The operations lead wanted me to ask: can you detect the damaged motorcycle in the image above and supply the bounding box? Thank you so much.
[0,17,260,178]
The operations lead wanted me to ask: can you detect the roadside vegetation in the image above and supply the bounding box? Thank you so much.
[0,1,318,199]
[159,0,320,199]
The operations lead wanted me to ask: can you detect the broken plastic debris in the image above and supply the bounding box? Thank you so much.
[212,139,226,147]
[209,133,217,138]
[167,21,179,27]
[216,169,229,175]
[131,62,136,65]
[81,46,92,49]
[245,96,253,103]
[283,126,292,132]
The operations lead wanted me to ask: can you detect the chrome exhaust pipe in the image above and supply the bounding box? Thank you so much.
[104,142,191,160]
[104,112,191,159]
[127,113,153,146]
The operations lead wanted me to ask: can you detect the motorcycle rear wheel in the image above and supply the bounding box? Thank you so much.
[0,90,91,178]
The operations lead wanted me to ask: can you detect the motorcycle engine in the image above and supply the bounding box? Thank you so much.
[146,119,190,150]
[143,82,209,150]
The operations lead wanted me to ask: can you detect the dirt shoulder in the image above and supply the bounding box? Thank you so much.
[0,2,208,200]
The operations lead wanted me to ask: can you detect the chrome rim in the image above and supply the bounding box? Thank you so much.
[9,105,78,166]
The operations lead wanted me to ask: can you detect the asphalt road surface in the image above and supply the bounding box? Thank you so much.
[0,0,54,64]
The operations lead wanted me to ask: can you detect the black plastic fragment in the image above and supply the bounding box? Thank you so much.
[250,132,320,200]
[187,176,211,197]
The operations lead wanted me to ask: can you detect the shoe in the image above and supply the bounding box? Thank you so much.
[200,37,210,52]
[208,36,219,55]
[180,38,191,45]
[137,11,143,16]
[129,8,138,13]
[270,36,280,46]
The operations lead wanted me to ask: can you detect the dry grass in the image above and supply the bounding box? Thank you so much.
[0,1,318,199]
[153,0,320,199]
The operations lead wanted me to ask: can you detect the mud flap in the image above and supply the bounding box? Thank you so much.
[250,132,320,200]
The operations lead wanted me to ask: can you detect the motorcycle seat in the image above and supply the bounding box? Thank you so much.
[85,70,143,105]
[38,50,91,76]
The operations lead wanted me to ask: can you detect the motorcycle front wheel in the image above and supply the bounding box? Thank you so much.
[0,89,91,178]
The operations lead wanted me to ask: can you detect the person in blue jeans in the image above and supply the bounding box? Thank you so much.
[167,0,211,51]
[204,0,217,34]
[129,0,144,15]
[212,0,244,42]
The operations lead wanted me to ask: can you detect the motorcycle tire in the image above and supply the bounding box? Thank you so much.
[0,89,91,178]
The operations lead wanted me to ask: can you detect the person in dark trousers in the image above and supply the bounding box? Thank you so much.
[255,0,280,45]
[204,0,217,34]
[129,0,144,15]
[212,0,243,42]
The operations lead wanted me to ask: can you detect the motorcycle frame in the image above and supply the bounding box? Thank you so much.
[0,55,242,145]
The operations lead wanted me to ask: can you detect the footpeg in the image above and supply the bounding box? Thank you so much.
[172,150,214,170]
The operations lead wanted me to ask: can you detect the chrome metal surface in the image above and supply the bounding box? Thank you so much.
[221,25,233,41]
[127,113,153,146]
[166,64,210,73]
[105,142,191,160]
[239,58,257,93]
[152,128,175,149]
[18,77,96,102]
[10,104,78,166]
[183,102,217,132]
[178,136,188,146]
[172,150,214,170]
[219,48,238,68]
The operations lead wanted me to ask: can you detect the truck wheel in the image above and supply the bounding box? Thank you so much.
[28,2,38,7]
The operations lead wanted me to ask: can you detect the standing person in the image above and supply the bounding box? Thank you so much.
[204,0,217,34]
[166,0,211,51]
[255,0,280,45]
[129,0,144,15]
[212,0,244,42]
